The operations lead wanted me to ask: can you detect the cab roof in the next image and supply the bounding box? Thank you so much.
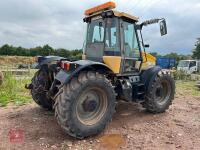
[84,2,139,22]
[84,10,139,22]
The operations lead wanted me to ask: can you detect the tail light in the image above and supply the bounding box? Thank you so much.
[60,61,71,71]
[59,61,79,71]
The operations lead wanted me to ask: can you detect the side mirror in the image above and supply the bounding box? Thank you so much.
[144,44,150,48]
[160,19,167,36]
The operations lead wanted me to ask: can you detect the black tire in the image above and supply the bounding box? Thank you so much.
[54,71,116,139]
[142,70,175,113]
[31,67,54,110]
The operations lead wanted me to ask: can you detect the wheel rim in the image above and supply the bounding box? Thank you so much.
[155,80,171,105]
[76,87,108,126]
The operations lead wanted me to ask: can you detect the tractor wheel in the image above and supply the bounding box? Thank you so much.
[31,67,54,110]
[54,71,116,139]
[142,70,175,113]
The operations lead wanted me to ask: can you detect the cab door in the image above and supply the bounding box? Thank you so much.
[121,20,142,74]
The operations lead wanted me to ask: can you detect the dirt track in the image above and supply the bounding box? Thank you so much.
[0,95,200,150]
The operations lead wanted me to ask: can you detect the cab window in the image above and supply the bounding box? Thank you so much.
[87,19,105,44]
[105,18,120,56]
[85,19,105,60]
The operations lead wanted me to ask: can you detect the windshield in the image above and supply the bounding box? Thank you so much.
[178,61,189,67]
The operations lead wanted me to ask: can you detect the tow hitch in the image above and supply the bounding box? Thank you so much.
[25,84,33,90]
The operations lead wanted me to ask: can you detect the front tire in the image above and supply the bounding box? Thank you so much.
[54,71,116,139]
[142,70,175,113]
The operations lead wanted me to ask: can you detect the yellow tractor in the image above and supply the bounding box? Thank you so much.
[26,2,175,139]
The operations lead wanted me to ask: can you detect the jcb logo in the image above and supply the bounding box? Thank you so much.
[8,129,24,143]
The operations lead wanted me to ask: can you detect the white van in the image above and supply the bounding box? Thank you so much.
[177,60,200,74]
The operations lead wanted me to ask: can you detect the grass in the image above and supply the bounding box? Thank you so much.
[0,73,32,107]
[176,80,200,97]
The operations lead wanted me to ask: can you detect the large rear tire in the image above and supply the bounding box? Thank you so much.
[54,71,116,139]
[142,70,175,113]
[31,67,54,110]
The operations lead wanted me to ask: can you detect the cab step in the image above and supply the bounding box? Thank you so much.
[132,83,146,101]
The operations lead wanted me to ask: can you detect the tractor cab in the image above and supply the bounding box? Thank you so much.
[83,2,167,75]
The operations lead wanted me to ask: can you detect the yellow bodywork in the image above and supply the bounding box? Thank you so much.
[103,53,156,73]
[82,53,156,74]
[141,52,156,70]
[103,56,121,73]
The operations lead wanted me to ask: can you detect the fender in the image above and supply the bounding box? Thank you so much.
[35,56,65,69]
[55,60,113,85]
[140,66,162,91]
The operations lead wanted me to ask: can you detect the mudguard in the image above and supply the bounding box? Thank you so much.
[35,56,65,69]
[55,60,113,85]
[140,66,162,91]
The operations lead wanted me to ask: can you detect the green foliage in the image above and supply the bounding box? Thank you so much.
[0,73,32,107]
[0,44,82,60]
[172,70,200,81]
[192,42,200,59]
[173,70,191,80]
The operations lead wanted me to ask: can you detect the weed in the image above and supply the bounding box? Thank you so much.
[0,72,32,107]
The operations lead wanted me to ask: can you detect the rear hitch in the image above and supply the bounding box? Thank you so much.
[25,83,33,89]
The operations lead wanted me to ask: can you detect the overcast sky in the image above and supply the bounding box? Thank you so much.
[0,0,200,54]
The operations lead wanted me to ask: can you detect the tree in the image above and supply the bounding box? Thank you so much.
[56,48,71,58]
[164,52,178,58]
[41,45,54,56]
[193,39,200,59]
[0,44,10,55]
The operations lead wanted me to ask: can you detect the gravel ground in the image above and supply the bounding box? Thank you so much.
[0,95,200,150]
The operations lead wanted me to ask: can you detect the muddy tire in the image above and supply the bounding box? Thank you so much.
[31,67,54,110]
[54,71,116,139]
[142,70,175,113]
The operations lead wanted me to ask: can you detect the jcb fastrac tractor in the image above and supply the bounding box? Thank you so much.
[26,2,175,139]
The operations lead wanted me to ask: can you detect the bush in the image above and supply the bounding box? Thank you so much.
[173,70,189,80]
[0,72,32,107]
[173,70,200,81]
